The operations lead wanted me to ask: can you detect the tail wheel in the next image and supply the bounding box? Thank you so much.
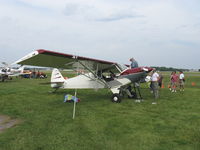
[111,94,121,103]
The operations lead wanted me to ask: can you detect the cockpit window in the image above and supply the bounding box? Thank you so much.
[117,64,128,72]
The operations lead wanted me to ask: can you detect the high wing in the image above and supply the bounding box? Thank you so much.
[14,49,125,73]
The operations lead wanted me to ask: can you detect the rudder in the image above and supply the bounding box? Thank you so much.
[51,68,65,88]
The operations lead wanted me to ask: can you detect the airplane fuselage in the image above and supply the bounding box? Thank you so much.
[51,67,152,90]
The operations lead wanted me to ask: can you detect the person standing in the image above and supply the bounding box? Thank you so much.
[158,72,164,88]
[130,58,138,68]
[171,71,179,92]
[151,69,160,104]
[179,71,185,91]
[169,71,173,91]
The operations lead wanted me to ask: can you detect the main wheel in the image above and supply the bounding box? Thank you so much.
[111,94,121,103]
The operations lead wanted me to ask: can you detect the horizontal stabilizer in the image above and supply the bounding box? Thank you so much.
[39,81,64,85]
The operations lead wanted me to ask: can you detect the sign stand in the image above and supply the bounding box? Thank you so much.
[72,57,79,120]
[72,89,77,119]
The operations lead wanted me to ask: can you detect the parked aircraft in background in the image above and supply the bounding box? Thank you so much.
[0,62,25,82]
[15,49,153,102]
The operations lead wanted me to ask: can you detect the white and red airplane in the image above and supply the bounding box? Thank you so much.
[0,62,25,82]
[15,49,153,102]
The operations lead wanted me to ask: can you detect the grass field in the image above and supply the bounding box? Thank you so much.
[0,72,200,150]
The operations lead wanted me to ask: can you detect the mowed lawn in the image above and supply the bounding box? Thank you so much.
[0,72,200,150]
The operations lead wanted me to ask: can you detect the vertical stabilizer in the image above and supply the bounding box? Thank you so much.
[51,68,65,82]
[51,68,65,88]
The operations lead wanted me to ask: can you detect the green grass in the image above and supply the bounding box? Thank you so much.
[0,72,200,150]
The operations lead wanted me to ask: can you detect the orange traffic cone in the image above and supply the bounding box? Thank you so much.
[161,84,165,88]
[191,82,196,86]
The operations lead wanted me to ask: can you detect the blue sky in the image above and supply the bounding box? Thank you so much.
[0,0,200,69]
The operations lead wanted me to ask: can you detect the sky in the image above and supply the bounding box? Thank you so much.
[0,0,200,69]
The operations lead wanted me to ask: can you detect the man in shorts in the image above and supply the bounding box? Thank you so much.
[179,71,185,91]
[151,69,160,104]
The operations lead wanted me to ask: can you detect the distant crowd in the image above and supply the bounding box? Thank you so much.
[22,70,47,79]
[148,69,185,104]
[130,57,186,104]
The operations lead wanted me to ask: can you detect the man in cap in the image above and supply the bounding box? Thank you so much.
[130,58,138,68]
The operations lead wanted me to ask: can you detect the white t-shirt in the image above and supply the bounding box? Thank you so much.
[151,72,159,81]
[179,73,184,79]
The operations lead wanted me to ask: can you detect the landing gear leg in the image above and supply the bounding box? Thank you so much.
[126,85,137,99]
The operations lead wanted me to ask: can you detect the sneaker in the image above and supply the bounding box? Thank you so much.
[135,100,141,103]
[152,102,157,104]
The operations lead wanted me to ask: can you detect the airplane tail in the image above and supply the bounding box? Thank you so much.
[51,68,65,88]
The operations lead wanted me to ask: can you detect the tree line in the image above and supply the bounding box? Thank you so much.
[150,66,189,72]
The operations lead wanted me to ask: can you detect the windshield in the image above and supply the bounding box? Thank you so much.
[117,63,129,72]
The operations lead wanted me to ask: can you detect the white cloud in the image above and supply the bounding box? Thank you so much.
[62,2,144,22]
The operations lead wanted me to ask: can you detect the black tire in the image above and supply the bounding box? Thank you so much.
[111,94,121,103]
